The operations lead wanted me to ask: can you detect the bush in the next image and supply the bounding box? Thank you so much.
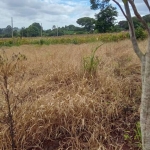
[135,27,147,40]
[39,39,44,45]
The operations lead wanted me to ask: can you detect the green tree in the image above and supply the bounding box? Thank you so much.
[94,4,118,33]
[20,27,28,37]
[132,17,143,29]
[27,25,39,37]
[76,17,95,32]
[13,30,18,37]
[118,20,128,30]
[90,0,150,149]
[66,25,76,31]
[3,25,12,37]
[32,23,42,31]
[118,14,150,31]
[26,23,42,37]
[143,14,150,24]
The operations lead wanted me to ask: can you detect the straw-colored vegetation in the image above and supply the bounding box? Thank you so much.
[0,39,147,149]
[0,32,130,47]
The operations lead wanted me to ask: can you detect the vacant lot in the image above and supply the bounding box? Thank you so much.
[0,39,147,149]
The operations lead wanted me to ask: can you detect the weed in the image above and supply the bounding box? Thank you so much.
[123,122,142,149]
[83,44,103,76]
[0,51,27,150]
[134,121,142,148]
[124,131,131,141]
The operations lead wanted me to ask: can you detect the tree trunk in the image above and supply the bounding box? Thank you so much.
[141,37,150,150]
[123,1,150,149]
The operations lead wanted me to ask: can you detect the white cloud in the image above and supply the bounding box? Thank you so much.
[0,0,149,29]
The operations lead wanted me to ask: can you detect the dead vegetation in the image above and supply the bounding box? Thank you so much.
[0,40,147,149]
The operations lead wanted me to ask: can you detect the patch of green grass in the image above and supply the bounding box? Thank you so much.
[83,44,103,76]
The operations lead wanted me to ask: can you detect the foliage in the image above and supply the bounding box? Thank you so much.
[0,32,130,47]
[3,25,12,37]
[142,14,150,24]
[90,0,110,10]
[118,15,150,31]
[95,4,118,33]
[20,27,28,37]
[76,17,95,32]
[110,25,122,32]
[0,14,150,38]
[135,27,148,40]
[27,24,40,37]
[132,17,143,29]
[90,0,116,33]
[118,20,129,30]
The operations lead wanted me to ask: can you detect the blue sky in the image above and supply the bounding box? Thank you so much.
[0,0,149,30]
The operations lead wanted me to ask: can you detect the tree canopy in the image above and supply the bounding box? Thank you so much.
[95,4,118,33]
[76,17,95,32]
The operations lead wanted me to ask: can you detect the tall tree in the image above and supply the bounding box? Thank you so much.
[76,17,95,32]
[95,4,118,33]
[27,25,39,37]
[27,23,42,37]
[90,0,150,149]
[32,22,42,31]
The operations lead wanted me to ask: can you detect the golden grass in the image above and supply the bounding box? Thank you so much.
[0,39,147,150]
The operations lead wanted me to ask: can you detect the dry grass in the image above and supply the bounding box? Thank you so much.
[0,39,147,150]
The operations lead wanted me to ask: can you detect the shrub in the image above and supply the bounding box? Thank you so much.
[135,27,147,40]
[0,51,27,150]
[39,39,44,45]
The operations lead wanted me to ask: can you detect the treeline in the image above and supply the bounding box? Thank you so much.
[0,14,150,38]
[0,23,85,38]
[118,14,150,30]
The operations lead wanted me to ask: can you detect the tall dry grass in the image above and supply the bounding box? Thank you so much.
[0,39,147,150]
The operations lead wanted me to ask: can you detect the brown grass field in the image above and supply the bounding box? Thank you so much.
[0,39,148,150]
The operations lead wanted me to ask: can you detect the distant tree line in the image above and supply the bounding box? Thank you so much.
[0,23,86,38]
[0,12,150,38]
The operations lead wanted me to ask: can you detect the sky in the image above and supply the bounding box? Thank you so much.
[0,0,149,30]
